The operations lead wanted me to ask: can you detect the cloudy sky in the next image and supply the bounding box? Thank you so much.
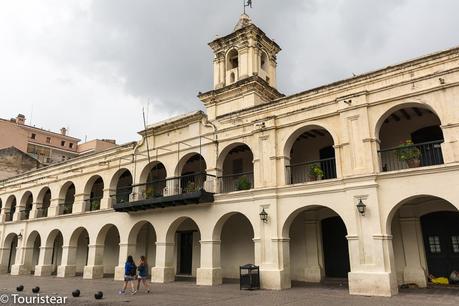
[1,0,458,143]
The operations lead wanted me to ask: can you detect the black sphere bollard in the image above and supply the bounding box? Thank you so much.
[16,285,24,292]
[72,289,80,297]
[94,291,103,300]
[32,286,40,293]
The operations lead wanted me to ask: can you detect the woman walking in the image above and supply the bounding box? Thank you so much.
[137,255,150,293]
[119,255,137,295]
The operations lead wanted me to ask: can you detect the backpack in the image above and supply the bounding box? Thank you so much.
[130,263,137,276]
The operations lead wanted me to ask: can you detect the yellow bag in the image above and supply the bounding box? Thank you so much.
[431,277,449,285]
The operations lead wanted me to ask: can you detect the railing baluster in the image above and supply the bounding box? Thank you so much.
[378,140,444,172]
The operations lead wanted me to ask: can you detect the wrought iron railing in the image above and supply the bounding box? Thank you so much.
[286,157,337,185]
[113,172,216,204]
[87,197,102,211]
[218,171,254,193]
[37,206,49,218]
[61,202,73,215]
[378,140,444,172]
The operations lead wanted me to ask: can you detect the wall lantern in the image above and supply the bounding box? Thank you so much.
[356,199,366,216]
[259,208,268,223]
[17,233,23,240]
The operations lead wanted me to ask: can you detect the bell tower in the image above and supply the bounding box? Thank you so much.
[199,14,284,120]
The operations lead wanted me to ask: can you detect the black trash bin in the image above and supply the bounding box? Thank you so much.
[239,264,260,290]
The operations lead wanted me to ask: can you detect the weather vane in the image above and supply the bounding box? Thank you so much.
[243,0,252,14]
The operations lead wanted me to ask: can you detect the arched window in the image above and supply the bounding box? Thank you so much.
[261,51,268,71]
[220,144,254,193]
[377,105,444,171]
[227,49,239,70]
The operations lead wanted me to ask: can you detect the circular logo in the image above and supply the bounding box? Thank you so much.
[0,294,9,304]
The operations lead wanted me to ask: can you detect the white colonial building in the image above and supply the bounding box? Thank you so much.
[0,14,458,297]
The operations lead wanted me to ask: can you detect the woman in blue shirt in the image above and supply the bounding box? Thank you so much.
[119,255,137,295]
[137,256,150,293]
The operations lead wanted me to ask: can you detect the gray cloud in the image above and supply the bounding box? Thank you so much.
[0,0,459,143]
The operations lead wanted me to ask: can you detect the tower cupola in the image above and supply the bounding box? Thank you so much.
[199,14,284,120]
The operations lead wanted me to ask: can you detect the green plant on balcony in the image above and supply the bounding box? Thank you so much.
[90,199,100,211]
[144,186,155,199]
[395,139,421,168]
[309,164,324,181]
[184,181,199,193]
[236,175,251,191]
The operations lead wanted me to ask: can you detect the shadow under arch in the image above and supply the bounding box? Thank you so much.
[211,211,255,241]
[374,102,442,142]
[282,123,338,158]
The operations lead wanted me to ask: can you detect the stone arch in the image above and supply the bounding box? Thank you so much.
[175,152,207,177]
[139,161,167,184]
[283,205,351,284]
[36,187,51,218]
[42,229,63,275]
[211,212,256,241]
[217,142,255,193]
[212,212,255,280]
[109,168,133,204]
[226,48,239,70]
[374,102,442,141]
[67,227,90,275]
[24,231,41,273]
[59,181,75,215]
[19,191,33,220]
[95,224,120,275]
[83,175,104,211]
[1,232,18,273]
[165,216,201,277]
[127,221,157,269]
[5,195,16,222]
[386,194,459,287]
[282,123,338,158]
[281,205,350,239]
[283,124,337,184]
[385,194,458,236]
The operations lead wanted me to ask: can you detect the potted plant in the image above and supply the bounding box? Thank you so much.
[184,181,198,193]
[309,164,324,181]
[144,186,155,199]
[395,140,421,168]
[236,175,251,191]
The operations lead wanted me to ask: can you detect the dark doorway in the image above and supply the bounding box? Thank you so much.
[421,212,459,278]
[7,236,18,273]
[322,217,350,278]
[319,146,336,179]
[178,232,193,275]
[411,125,444,166]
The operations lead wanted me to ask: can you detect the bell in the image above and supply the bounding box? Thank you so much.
[72,289,80,297]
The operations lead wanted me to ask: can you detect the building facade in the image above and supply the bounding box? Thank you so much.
[0,15,458,297]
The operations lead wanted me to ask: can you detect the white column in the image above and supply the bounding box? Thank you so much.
[57,245,77,277]
[196,240,222,286]
[34,246,54,276]
[100,188,114,210]
[47,198,62,217]
[114,243,134,281]
[151,242,175,283]
[72,193,86,214]
[304,219,324,282]
[399,217,427,287]
[83,244,105,279]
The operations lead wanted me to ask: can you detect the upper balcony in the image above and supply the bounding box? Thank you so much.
[377,105,444,172]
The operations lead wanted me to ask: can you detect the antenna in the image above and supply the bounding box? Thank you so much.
[142,107,151,164]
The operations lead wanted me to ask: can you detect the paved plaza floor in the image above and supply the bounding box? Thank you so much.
[0,275,457,306]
